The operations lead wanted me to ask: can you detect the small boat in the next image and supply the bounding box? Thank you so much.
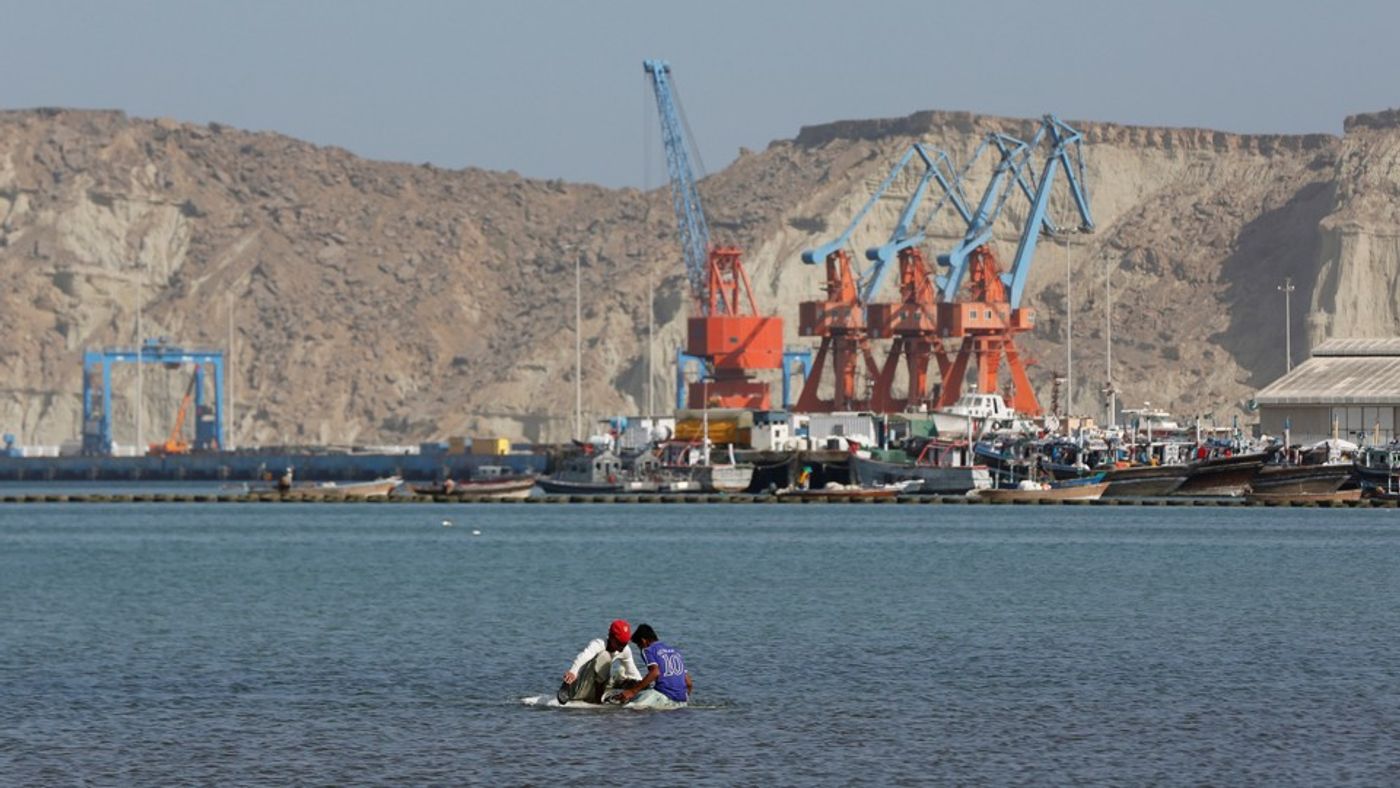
[413,477,537,500]
[774,482,907,500]
[314,476,402,499]
[976,474,1109,502]
[1247,489,1363,505]
[413,464,538,499]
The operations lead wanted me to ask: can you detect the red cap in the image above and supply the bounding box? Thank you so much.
[609,619,631,644]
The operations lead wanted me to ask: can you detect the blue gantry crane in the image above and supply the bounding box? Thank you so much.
[794,142,972,412]
[931,115,1094,415]
[82,337,225,456]
[643,59,785,411]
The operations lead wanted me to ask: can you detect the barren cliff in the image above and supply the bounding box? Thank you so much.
[1,105,1395,446]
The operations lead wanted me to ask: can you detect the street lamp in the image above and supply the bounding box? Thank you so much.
[1277,276,1295,373]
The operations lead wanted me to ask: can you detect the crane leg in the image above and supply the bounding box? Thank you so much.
[936,343,974,409]
[796,339,833,413]
[1003,338,1042,416]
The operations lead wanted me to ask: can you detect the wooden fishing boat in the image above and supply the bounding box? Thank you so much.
[976,476,1109,502]
[1246,488,1363,504]
[412,476,537,499]
[314,476,402,499]
[1248,463,1353,496]
[1100,463,1189,497]
[774,483,907,501]
[1172,452,1266,497]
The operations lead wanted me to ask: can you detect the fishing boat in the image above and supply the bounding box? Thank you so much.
[774,482,910,500]
[1246,488,1363,505]
[1248,463,1353,496]
[314,476,402,499]
[1172,452,1267,497]
[1100,463,1189,498]
[655,439,755,494]
[850,438,992,495]
[975,474,1109,502]
[412,466,538,499]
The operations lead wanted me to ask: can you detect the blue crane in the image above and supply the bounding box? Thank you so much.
[934,131,1039,303]
[643,59,716,314]
[1001,114,1094,309]
[860,144,975,304]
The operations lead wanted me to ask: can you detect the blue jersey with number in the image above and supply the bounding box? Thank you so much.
[643,641,688,702]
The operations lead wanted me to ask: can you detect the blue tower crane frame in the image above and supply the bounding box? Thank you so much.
[643,59,714,314]
[81,338,225,456]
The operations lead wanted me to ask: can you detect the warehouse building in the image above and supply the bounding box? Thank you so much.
[1255,338,1400,444]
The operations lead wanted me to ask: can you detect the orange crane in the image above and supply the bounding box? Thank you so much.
[645,60,783,409]
[147,372,196,456]
[933,116,1094,415]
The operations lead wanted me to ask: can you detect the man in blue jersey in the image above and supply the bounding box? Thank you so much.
[616,623,691,709]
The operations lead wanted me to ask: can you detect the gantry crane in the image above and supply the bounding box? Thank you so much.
[863,145,975,412]
[644,59,784,410]
[792,147,933,412]
[933,115,1094,415]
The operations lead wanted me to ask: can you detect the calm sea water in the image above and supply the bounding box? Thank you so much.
[3,503,1399,785]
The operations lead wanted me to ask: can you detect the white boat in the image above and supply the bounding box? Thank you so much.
[314,476,402,499]
[931,391,1020,438]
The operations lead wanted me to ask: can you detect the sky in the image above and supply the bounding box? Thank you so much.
[2,0,1397,188]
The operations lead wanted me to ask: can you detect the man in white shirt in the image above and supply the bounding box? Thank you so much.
[557,619,641,704]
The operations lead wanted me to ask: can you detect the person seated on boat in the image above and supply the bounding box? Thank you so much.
[442,478,456,494]
[557,619,641,705]
[797,466,813,490]
[276,467,293,493]
[615,623,691,709]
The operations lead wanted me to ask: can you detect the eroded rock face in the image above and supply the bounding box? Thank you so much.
[0,107,1392,445]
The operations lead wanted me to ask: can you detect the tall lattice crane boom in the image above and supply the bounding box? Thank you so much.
[643,59,716,313]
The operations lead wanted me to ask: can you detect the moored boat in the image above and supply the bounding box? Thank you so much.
[774,483,906,500]
[1172,452,1266,497]
[850,439,992,495]
[1248,463,1353,496]
[1246,488,1363,504]
[975,477,1109,502]
[413,476,537,499]
[1100,463,1189,498]
[315,476,402,499]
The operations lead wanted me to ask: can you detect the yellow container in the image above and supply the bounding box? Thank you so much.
[471,437,511,456]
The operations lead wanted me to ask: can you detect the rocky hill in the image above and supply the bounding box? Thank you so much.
[0,105,1392,446]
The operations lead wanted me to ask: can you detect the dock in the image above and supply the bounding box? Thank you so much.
[0,493,1390,507]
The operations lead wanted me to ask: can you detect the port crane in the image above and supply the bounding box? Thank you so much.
[931,116,1094,416]
[795,143,974,412]
[644,59,784,410]
[862,145,975,412]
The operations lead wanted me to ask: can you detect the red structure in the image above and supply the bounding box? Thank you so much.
[794,249,879,412]
[933,245,1041,415]
[867,247,952,412]
[684,246,784,409]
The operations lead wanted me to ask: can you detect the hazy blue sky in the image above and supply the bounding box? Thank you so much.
[3,1,1396,187]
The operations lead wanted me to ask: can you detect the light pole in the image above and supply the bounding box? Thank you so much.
[1278,276,1295,372]
[1065,237,1073,419]
[574,249,584,442]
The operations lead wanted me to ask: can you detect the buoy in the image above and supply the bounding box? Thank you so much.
[471,529,482,536]
[441,519,453,527]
